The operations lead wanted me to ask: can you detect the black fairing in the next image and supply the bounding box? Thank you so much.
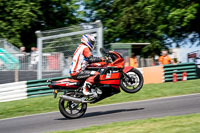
[91,85,120,103]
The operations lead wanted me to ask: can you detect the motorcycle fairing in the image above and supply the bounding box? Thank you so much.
[91,85,120,103]
[110,58,124,68]
[123,66,134,73]
[50,78,83,89]
[99,72,120,85]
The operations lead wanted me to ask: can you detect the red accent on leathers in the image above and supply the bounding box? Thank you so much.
[85,72,100,84]
[70,44,92,74]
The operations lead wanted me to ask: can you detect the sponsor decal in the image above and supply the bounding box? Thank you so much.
[66,82,77,86]
[106,71,111,78]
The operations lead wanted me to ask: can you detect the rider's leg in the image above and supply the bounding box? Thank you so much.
[71,70,100,96]
[82,71,100,96]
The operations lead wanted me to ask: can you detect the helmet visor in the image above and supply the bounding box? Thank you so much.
[89,40,95,48]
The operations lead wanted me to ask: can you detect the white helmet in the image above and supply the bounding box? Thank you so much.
[81,34,96,50]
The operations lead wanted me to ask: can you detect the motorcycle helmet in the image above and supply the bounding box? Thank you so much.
[81,34,96,50]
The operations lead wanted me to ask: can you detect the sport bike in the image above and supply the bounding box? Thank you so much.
[48,48,144,119]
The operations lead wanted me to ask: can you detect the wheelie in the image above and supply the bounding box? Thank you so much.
[48,34,144,119]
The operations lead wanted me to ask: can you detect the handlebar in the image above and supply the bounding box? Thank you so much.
[100,48,112,63]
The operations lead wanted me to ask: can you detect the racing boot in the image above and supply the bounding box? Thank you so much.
[82,82,93,96]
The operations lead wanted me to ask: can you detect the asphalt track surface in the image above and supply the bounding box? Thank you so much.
[1,93,200,133]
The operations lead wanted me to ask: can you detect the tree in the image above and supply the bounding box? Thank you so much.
[81,0,200,57]
[0,0,80,49]
[21,0,81,49]
[0,0,39,47]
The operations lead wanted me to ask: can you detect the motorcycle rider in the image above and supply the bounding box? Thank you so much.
[70,34,104,96]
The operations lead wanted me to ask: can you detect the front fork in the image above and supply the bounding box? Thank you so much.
[122,66,135,82]
[122,72,134,82]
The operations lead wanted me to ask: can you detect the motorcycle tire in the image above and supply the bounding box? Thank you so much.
[120,68,144,93]
[59,98,87,119]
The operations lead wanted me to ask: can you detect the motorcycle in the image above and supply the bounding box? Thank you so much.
[48,48,144,119]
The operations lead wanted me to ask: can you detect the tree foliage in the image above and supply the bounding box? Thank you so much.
[0,0,39,47]
[1,0,200,56]
[82,0,200,57]
[0,0,79,49]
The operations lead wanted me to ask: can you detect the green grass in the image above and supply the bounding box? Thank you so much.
[1,79,200,119]
[50,113,200,133]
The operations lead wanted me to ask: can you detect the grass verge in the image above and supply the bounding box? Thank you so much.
[50,113,200,133]
[1,79,200,119]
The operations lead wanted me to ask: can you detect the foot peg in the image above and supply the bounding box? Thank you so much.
[96,88,102,95]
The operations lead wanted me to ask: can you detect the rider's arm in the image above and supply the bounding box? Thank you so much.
[83,47,104,63]
[87,56,103,63]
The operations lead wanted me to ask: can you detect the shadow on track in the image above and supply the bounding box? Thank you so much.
[55,107,144,120]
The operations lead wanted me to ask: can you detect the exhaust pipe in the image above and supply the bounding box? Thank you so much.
[60,95,91,103]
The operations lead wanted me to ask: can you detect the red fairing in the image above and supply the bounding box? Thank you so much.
[54,78,82,89]
[109,51,121,58]
[123,66,134,73]
[111,58,124,68]
[99,73,120,85]
[99,79,120,85]
[56,78,81,83]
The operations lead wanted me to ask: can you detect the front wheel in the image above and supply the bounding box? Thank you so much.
[59,98,87,119]
[120,68,144,93]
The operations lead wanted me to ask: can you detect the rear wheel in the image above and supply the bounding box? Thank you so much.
[120,69,143,93]
[59,98,87,119]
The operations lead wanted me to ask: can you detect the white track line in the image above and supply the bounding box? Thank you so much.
[1,93,200,121]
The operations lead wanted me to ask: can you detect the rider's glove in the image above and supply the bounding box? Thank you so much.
[102,57,110,63]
